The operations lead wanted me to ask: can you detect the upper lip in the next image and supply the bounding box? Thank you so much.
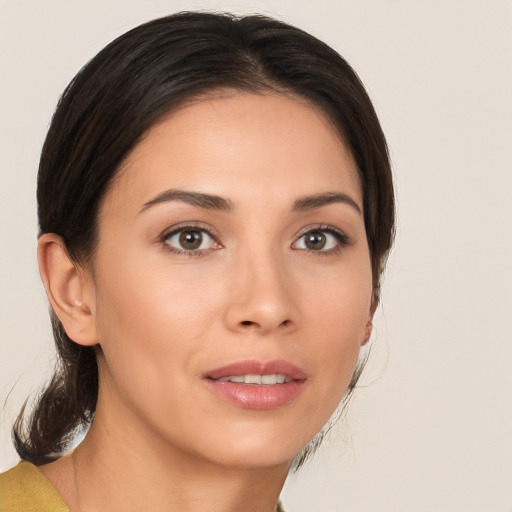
[205,359,307,381]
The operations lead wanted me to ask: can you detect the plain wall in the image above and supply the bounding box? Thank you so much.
[1,1,511,510]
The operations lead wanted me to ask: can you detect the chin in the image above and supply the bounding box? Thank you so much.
[188,421,318,471]
[207,445,298,471]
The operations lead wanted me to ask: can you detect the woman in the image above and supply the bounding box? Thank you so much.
[0,12,394,512]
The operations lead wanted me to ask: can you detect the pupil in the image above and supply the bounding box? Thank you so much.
[306,231,326,250]
[179,230,202,250]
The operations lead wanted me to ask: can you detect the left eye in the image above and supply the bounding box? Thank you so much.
[293,229,342,252]
[164,229,217,252]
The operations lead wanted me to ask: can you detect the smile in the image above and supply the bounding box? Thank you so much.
[213,374,292,385]
[204,360,307,410]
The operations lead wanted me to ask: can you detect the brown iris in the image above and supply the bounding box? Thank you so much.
[304,231,327,250]
[179,230,203,250]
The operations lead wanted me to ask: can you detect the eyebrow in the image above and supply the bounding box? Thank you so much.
[139,189,361,215]
[293,192,362,214]
[140,189,233,213]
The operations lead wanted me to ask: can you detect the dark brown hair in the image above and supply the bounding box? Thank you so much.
[13,11,394,468]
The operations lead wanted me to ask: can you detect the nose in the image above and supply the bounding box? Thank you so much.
[223,249,299,336]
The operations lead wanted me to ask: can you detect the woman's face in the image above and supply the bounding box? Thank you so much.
[86,92,373,468]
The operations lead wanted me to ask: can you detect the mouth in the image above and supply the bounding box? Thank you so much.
[213,374,292,385]
[204,359,307,410]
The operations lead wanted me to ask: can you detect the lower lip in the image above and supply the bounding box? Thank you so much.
[205,379,306,410]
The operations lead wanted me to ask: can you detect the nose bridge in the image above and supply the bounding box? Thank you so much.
[224,238,298,334]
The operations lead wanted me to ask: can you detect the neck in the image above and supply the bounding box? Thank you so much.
[75,425,287,512]
[57,383,290,512]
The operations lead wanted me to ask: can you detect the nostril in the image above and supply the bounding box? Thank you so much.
[236,318,293,331]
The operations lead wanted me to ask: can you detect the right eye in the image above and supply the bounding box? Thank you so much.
[163,227,220,254]
[291,225,350,254]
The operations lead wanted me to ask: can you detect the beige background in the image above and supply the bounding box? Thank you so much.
[1,1,511,510]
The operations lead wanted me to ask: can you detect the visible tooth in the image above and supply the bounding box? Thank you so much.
[261,374,277,385]
[244,374,262,385]
[215,374,291,385]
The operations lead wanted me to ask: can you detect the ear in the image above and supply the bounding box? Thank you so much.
[361,290,380,346]
[361,320,373,346]
[38,233,98,346]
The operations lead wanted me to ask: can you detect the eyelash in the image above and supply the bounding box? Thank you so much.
[293,224,351,256]
[158,223,350,257]
[159,223,221,257]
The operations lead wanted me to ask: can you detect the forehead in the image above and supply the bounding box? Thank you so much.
[106,92,362,213]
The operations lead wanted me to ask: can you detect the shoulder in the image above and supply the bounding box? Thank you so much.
[0,461,69,512]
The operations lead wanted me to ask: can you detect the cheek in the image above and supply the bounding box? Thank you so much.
[302,259,373,397]
[303,252,373,336]
[91,256,224,401]
[95,251,222,340]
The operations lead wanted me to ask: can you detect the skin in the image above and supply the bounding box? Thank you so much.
[38,92,373,512]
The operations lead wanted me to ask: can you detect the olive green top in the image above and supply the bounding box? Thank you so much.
[0,461,69,512]
[0,461,286,511]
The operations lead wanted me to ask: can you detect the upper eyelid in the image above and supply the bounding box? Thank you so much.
[159,222,220,241]
[294,224,349,240]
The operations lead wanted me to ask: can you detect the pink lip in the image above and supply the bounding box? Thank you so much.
[206,359,307,381]
[204,359,307,410]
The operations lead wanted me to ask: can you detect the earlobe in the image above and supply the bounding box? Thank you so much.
[38,233,98,346]
[361,320,373,346]
[362,293,378,345]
